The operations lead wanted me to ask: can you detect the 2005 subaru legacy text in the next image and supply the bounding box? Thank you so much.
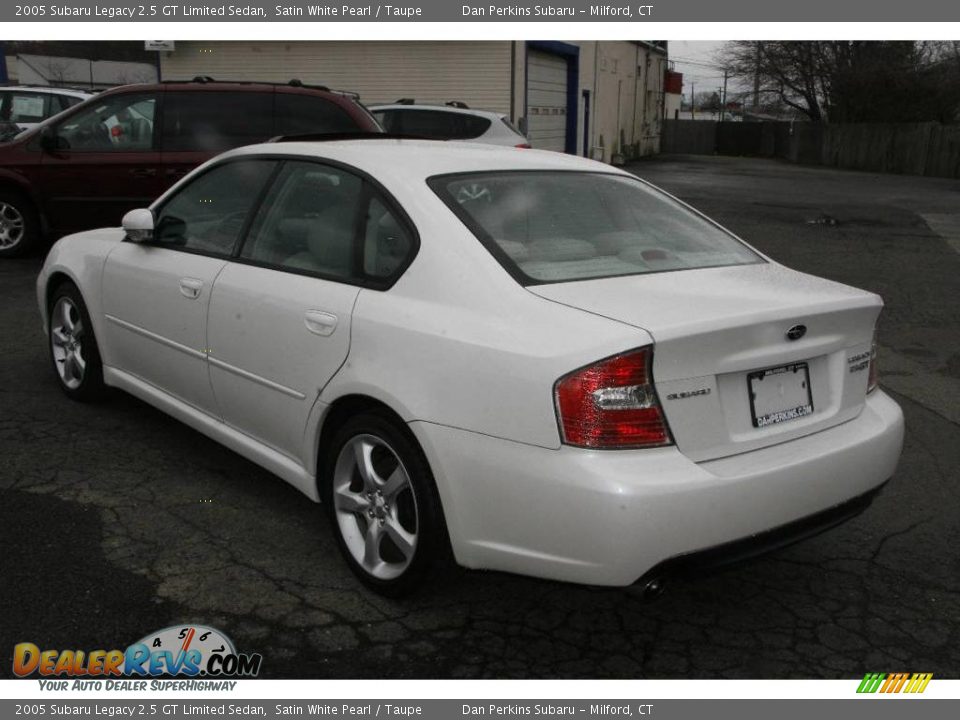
[37,138,904,595]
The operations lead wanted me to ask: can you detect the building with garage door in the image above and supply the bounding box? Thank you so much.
[157,41,669,162]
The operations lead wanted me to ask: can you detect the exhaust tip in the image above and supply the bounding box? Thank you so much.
[628,577,666,602]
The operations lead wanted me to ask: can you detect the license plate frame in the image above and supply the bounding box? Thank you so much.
[748,362,814,428]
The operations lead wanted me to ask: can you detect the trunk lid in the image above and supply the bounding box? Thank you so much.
[529,263,881,461]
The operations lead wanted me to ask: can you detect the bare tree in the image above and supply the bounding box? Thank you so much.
[720,41,960,123]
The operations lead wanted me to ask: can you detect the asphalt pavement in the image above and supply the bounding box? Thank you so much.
[1,154,958,678]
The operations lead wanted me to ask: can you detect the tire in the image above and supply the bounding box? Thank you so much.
[0,190,41,258]
[48,283,107,402]
[322,409,451,596]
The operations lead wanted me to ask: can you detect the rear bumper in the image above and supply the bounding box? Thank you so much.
[636,479,887,585]
[410,390,904,586]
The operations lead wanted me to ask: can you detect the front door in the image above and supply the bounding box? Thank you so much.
[101,158,278,415]
[37,91,164,236]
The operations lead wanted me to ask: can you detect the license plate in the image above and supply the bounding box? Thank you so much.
[748,362,814,428]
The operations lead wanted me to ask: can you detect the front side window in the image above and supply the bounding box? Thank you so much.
[52,93,156,151]
[152,160,277,257]
[430,171,763,285]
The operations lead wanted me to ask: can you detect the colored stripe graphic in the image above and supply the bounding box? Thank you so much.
[857,672,932,693]
[857,673,885,693]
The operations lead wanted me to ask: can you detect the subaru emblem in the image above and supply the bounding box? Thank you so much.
[786,324,807,341]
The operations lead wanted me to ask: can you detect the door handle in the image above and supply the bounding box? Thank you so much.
[304,310,338,337]
[166,168,189,179]
[179,277,204,299]
[129,168,157,178]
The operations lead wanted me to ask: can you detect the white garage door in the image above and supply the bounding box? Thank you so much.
[526,50,568,153]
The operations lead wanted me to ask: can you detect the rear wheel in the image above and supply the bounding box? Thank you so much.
[48,283,106,402]
[0,191,40,258]
[323,410,450,596]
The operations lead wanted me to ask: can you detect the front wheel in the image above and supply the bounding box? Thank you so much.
[323,411,450,596]
[48,283,107,402]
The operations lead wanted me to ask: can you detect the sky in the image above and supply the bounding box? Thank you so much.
[668,40,731,102]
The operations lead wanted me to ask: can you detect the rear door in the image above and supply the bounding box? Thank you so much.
[102,158,277,415]
[36,91,164,235]
[207,159,416,463]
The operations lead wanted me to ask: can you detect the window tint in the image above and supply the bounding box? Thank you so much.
[379,109,491,140]
[162,91,272,152]
[153,160,277,257]
[53,93,156,151]
[432,172,762,285]
[363,197,413,278]
[275,93,360,135]
[240,161,362,279]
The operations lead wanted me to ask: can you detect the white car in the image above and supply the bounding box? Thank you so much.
[369,102,530,147]
[37,139,904,596]
[0,86,92,140]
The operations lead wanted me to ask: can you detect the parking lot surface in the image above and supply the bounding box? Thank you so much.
[1,155,958,678]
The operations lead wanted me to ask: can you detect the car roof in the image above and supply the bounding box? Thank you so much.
[0,86,93,97]
[369,104,505,119]
[225,138,624,181]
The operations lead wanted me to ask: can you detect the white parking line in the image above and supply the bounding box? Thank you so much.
[920,213,960,255]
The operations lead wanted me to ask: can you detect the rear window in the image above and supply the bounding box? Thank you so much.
[430,171,763,285]
[375,109,491,140]
[162,91,272,152]
[275,93,362,135]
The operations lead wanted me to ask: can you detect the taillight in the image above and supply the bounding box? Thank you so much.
[515,143,532,149]
[867,337,879,393]
[554,347,672,449]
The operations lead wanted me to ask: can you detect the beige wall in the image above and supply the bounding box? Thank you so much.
[160,41,666,162]
[160,41,514,114]
[586,42,667,160]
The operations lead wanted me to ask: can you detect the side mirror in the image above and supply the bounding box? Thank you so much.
[121,208,154,243]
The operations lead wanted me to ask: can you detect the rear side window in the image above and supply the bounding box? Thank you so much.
[238,159,415,285]
[162,91,272,152]
[153,159,277,257]
[275,93,361,135]
[6,92,49,123]
[430,171,763,285]
[58,95,85,112]
[240,161,363,278]
[378,109,491,140]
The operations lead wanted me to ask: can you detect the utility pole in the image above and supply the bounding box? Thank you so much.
[721,69,729,122]
[753,41,761,111]
[690,80,695,119]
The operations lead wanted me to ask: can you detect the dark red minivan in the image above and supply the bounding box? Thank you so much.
[0,78,382,257]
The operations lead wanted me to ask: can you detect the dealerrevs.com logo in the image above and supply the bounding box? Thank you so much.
[13,625,262,682]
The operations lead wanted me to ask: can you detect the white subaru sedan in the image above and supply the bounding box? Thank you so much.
[37,139,904,595]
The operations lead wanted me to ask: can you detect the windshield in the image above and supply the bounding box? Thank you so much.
[430,171,763,285]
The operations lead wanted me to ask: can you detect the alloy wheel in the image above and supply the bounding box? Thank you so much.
[51,296,87,390]
[0,201,25,250]
[332,434,419,581]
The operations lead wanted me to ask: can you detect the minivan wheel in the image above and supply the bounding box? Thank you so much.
[0,191,40,258]
[49,283,106,401]
[323,411,449,596]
